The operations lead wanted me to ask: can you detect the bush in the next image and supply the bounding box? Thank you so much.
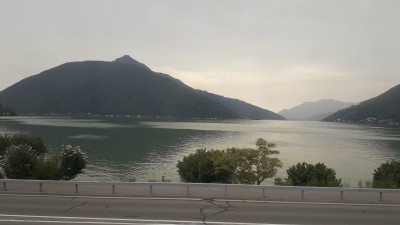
[59,145,88,180]
[178,149,223,183]
[1,145,41,179]
[0,134,47,156]
[277,162,342,187]
[33,155,62,180]
[373,161,400,188]
[0,140,88,180]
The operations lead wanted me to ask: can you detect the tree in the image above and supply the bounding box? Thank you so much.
[1,145,40,179]
[177,149,232,183]
[213,138,282,185]
[177,138,282,185]
[373,161,400,188]
[58,145,88,180]
[0,134,47,156]
[277,162,342,187]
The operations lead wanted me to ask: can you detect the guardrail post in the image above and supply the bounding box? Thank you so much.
[379,192,383,202]
[3,182,7,191]
[224,186,228,197]
[262,188,266,198]
[112,184,116,194]
[39,183,43,192]
[340,191,343,201]
[186,186,190,196]
[75,183,79,193]
[149,185,153,195]
[301,189,305,199]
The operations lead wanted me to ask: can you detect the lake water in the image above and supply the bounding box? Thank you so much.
[1,117,400,187]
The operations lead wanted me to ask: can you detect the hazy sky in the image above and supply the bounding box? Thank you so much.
[1,0,400,112]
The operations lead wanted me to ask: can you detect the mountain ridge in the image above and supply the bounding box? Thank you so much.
[279,99,355,121]
[0,56,284,120]
[323,84,400,124]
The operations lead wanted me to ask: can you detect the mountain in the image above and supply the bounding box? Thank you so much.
[0,103,16,116]
[0,55,284,120]
[323,84,400,124]
[279,99,355,121]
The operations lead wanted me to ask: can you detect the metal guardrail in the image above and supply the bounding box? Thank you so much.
[1,179,400,203]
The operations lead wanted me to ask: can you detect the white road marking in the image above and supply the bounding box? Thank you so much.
[0,214,294,225]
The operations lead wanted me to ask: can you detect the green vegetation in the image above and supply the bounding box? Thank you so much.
[275,162,342,187]
[372,161,400,188]
[0,134,87,180]
[0,103,16,116]
[0,134,47,156]
[177,138,282,184]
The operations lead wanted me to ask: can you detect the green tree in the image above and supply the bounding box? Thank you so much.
[59,145,88,180]
[0,134,47,156]
[177,149,232,183]
[177,138,282,184]
[278,162,342,187]
[1,145,40,179]
[373,161,400,188]
[213,138,282,185]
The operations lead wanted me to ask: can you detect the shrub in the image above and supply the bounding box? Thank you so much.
[0,134,47,156]
[1,145,40,179]
[278,162,342,187]
[373,161,400,188]
[177,149,227,183]
[59,145,88,180]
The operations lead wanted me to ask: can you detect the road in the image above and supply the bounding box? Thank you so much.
[0,194,399,225]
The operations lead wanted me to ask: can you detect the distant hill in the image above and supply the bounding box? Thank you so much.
[278,99,355,121]
[0,103,16,116]
[0,55,284,120]
[323,84,400,124]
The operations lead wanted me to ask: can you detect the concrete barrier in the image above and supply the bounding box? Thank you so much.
[1,179,399,204]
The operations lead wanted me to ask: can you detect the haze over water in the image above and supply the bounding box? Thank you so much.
[1,117,400,187]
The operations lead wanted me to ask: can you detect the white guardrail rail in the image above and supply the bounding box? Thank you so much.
[1,179,400,204]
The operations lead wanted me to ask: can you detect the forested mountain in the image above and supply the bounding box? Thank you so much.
[323,84,400,124]
[0,55,284,120]
[0,103,16,116]
[279,99,355,121]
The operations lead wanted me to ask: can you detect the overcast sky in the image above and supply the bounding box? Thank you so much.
[1,0,400,112]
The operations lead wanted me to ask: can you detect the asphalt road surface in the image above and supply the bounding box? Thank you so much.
[0,194,399,225]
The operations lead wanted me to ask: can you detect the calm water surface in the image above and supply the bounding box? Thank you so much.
[1,117,400,187]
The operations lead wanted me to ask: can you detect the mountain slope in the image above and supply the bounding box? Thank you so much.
[323,84,400,123]
[0,55,283,120]
[279,99,355,121]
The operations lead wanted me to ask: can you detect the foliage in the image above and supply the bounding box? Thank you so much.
[177,149,232,183]
[277,162,342,187]
[213,138,282,185]
[59,145,88,180]
[33,155,61,180]
[358,180,372,188]
[0,136,87,180]
[177,138,282,185]
[0,134,47,156]
[373,161,400,188]
[1,145,41,179]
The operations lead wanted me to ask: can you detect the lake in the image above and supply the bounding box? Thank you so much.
[1,117,400,187]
